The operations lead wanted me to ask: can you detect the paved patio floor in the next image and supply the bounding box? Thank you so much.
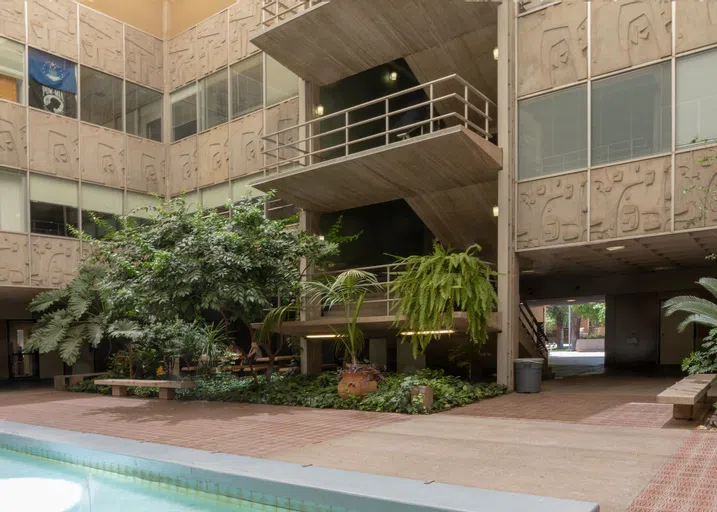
[0,375,714,512]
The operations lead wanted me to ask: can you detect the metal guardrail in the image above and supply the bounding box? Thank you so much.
[260,0,325,28]
[260,74,497,175]
[519,302,549,361]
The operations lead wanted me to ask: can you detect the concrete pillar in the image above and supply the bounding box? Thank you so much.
[300,339,323,374]
[300,210,323,374]
[369,338,388,369]
[496,0,520,389]
[397,342,425,373]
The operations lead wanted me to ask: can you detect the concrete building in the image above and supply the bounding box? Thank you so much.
[1,0,715,387]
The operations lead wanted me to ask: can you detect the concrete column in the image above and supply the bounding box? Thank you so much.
[397,342,425,373]
[300,339,323,374]
[299,210,323,374]
[369,338,388,369]
[496,0,520,389]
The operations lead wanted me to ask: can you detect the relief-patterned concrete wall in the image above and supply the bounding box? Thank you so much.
[197,10,228,78]
[169,28,197,90]
[229,0,261,62]
[230,111,263,178]
[80,123,125,188]
[590,156,672,240]
[79,6,124,77]
[675,147,717,230]
[30,236,80,288]
[517,171,588,249]
[517,0,587,97]
[676,1,717,54]
[125,26,164,91]
[0,100,27,169]
[0,232,28,286]
[591,0,671,77]
[0,0,25,42]
[169,135,198,195]
[126,135,166,195]
[28,0,78,61]
[198,124,229,187]
[265,98,301,168]
[28,109,79,179]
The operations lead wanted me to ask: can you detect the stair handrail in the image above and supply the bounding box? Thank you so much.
[519,302,549,360]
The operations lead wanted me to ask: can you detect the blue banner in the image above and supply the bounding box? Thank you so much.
[28,48,77,94]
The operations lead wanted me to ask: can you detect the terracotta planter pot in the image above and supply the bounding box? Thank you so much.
[337,371,378,398]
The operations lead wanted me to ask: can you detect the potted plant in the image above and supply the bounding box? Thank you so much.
[303,269,383,397]
[390,242,497,357]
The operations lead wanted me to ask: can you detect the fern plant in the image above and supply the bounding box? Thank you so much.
[390,242,497,356]
[25,265,141,366]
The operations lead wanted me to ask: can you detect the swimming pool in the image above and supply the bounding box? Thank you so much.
[0,420,600,512]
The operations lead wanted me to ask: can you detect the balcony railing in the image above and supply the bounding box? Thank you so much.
[260,0,325,28]
[260,74,496,175]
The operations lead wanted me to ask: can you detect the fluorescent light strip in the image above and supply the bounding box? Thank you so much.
[606,245,625,252]
[399,329,455,336]
[306,334,339,339]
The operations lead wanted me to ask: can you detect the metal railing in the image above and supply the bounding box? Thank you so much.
[261,74,497,176]
[519,302,549,361]
[260,0,326,28]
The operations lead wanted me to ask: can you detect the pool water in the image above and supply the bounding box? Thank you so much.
[0,448,294,512]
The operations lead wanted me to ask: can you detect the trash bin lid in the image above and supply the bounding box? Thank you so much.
[515,358,544,364]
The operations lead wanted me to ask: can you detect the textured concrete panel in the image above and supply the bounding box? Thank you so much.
[30,236,80,287]
[517,172,588,249]
[126,135,166,195]
[198,124,229,187]
[80,7,123,77]
[591,156,672,240]
[0,0,25,42]
[0,232,28,286]
[517,0,587,97]
[28,0,78,61]
[229,0,261,63]
[591,0,671,77]
[675,147,717,230]
[80,123,125,189]
[230,111,263,178]
[0,100,27,169]
[169,28,197,91]
[265,98,300,169]
[125,26,164,91]
[197,10,228,78]
[169,136,198,196]
[28,109,79,179]
[676,1,717,54]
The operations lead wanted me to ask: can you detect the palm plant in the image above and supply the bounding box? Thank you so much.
[390,242,497,356]
[25,265,141,366]
[663,277,717,331]
[302,269,381,366]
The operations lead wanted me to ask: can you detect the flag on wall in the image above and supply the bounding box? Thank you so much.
[28,48,77,117]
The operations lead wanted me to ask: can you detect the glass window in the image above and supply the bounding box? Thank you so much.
[198,68,228,131]
[677,48,717,148]
[0,168,27,232]
[231,55,263,119]
[171,84,197,142]
[28,48,77,118]
[266,55,298,106]
[126,82,163,142]
[29,174,79,237]
[81,184,122,239]
[0,37,24,104]
[592,62,671,166]
[518,85,587,180]
[80,66,123,130]
[201,183,231,209]
[125,191,161,219]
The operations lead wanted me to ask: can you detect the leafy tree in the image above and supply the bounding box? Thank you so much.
[545,305,568,348]
[572,303,606,326]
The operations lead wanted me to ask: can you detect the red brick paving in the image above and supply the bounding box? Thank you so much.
[628,432,717,512]
[0,389,407,457]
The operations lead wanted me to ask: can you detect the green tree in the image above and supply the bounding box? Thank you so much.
[545,305,568,348]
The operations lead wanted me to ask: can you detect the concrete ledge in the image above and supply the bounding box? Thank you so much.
[0,421,599,512]
[575,339,604,352]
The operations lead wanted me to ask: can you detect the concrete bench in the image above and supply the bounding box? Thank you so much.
[657,373,716,420]
[94,379,196,400]
[54,373,106,391]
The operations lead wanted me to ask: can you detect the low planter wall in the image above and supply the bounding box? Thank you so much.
[575,338,605,352]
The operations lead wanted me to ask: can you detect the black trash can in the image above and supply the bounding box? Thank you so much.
[514,358,543,393]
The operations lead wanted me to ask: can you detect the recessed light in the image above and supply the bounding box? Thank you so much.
[493,47,499,61]
[400,329,455,336]
[314,105,324,116]
[521,269,535,274]
[388,71,398,81]
[306,333,339,339]
[492,206,499,217]
[566,299,576,303]
[606,245,625,252]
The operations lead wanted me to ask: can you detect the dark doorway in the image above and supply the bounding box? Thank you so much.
[7,321,39,380]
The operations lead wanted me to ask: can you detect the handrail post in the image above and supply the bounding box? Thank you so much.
[385,98,389,145]
[485,100,490,140]
[344,111,349,156]
[429,84,434,133]
[385,265,391,316]
[464,85,469,129]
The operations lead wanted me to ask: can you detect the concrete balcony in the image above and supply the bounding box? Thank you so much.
[249,74,502,214]
[252,0,498,86]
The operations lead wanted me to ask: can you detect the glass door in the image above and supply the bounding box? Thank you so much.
[8,321,38,379]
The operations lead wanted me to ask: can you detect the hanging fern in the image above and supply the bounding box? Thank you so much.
[390,242,497,356]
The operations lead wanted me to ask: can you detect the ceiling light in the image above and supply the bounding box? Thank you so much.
[566,299,576,303]
[492,206,499,217]
[314,105,324,116]
[606,245,625,252]
[400,329,455,336]
[654,266,673,271]
[521,269,535,274]
[493,47,499,61]
[388,71,398,81]
[306,333,339,339]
